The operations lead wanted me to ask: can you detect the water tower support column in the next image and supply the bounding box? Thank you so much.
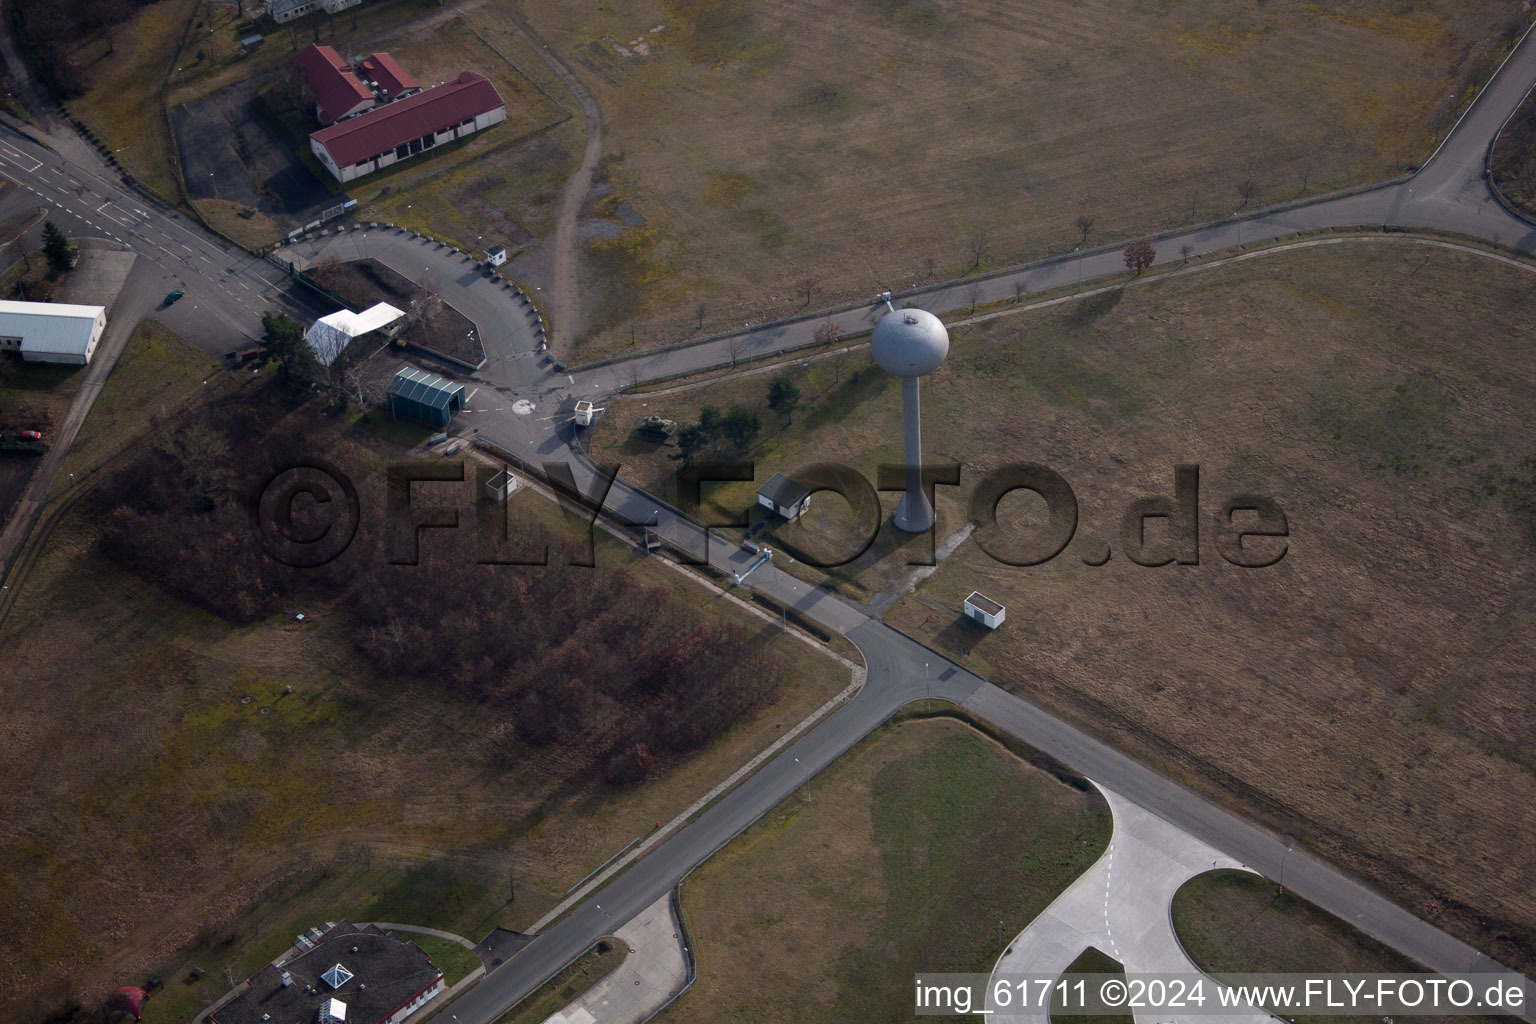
[894,375,934,532]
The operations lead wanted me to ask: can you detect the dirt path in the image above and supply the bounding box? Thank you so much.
[502,7,601,355]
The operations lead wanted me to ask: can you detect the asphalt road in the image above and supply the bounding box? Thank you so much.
[3,14,1535,1023]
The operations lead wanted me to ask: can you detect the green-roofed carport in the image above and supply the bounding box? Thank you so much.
[388,367,466,427]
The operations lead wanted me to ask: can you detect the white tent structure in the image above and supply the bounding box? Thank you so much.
[304,302,404,366]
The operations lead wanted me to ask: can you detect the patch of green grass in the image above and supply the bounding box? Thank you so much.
[667,719,1110,1024]
[1171,870,1493,1024]
[496,941,627,1024]
[961,307,1143,418]
[1051,946,1133,1024]
[1311,372,1456,476]
[364,862,497,933]
[1489,455,1536,542]
[391,932,482,986]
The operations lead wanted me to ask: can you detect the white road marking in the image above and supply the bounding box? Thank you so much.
[0,141,42,172]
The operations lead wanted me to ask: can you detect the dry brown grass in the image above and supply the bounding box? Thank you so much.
[514,0,1523,360]
[52,320,229,495]
[192,198,282,251]
[66,0,201,201]
[0,409,849,1021]
[594,239,1536,971]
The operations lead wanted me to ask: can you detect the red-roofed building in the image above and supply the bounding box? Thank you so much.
[358,53,419,100]
[309,71,506,182]
[290,43,375,125]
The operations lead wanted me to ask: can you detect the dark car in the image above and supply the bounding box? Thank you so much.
[164,289,185,305]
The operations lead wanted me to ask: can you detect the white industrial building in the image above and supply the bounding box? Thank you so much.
[0,300,107,365]
[268,0,363,24]
[757,473,812,521]
[964,591,1006,629]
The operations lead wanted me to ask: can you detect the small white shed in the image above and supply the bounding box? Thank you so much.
[485,468,519,501]
[757,473,811,520]
[485,245,508,267]
[963,591,1006,629]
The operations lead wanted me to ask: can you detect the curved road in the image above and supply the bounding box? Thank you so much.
[5,15,1536,1024]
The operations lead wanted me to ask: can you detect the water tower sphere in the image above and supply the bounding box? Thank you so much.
[870,307,949,377]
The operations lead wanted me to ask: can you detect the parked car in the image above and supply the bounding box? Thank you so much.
[164,289,185,305]
[19,430,42,441]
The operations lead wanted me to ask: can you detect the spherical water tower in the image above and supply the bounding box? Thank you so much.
[870,300,949,532]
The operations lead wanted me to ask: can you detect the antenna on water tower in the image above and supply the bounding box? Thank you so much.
[869,294,949,532]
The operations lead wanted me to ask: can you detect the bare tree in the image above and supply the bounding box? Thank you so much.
[1180,243,1193,263]
[168,418,231,502]
[813,319,841,348]
[727,333,743,367]
[923,256,936,281]
[1236,180,1256,209]
[966,230,989,272]
[794,275,820,307]
[412,272,443,328]
[694,301,707,331]
[966,282,982,315]
[830,345,850,384]
[1013,279,1025,304]
[1075,215,1094,246]
[342,362,388,409]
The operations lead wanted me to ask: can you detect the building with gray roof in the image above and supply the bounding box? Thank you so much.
[0,300,106,365]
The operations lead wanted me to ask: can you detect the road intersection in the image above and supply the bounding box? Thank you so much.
[3,16,1536,1024]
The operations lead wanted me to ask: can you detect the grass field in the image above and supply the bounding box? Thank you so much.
[496,941,627,1024]
[65,0,200,201]
[53,320,228,494]
[1491,85,1536,218]
[1050,947,1132,1024]
[518,0,1524,360]
[0,403,850,1022]
[192,199,283,251]
[662,716,1110,1024]
[387,932,481,986]
[591,239,1536,973]
[1172,870,1498,1024]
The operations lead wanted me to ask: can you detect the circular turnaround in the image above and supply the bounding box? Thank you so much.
[870,306,949,376]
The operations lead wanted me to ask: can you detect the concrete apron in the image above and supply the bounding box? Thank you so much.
[989,784,1268,1024]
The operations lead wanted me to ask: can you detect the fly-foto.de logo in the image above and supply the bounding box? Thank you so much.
[676,461,1288,569]
[250,459,1289,570]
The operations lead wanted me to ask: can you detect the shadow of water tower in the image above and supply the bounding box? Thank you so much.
[869,297,949,532]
